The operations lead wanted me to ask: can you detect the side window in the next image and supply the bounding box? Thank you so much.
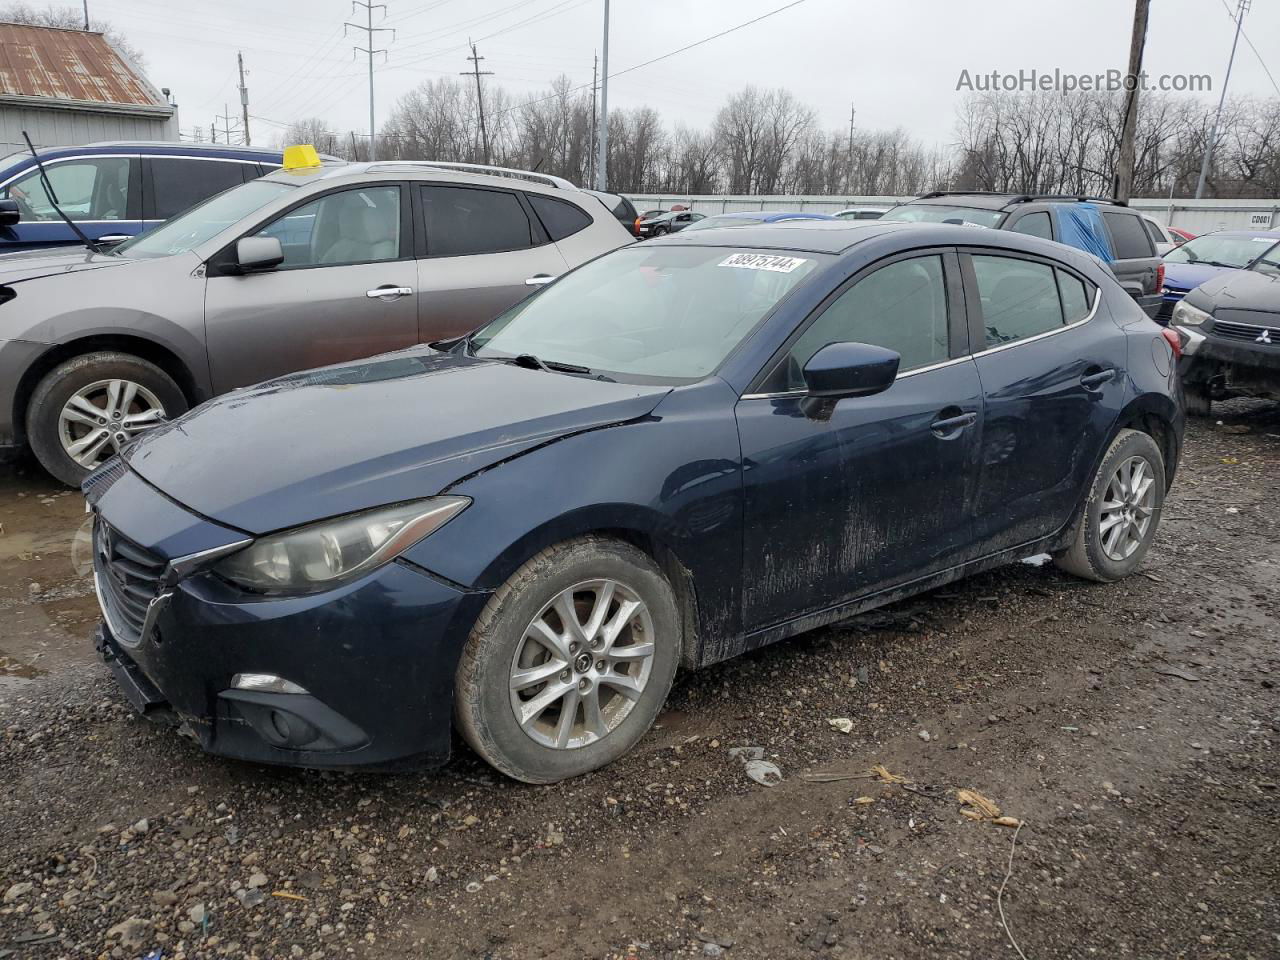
[422,185,533,257]
[3,157,131,221]
[972,255,1064,347]
[1057,270,1095,323]
[150,158,247,220]
[1009,211,1053,240]
[1103,211,1154,259]
[255,186,401,268]
[1141,218,1166,246]
[775,255,950,391]
[528,194,591,241]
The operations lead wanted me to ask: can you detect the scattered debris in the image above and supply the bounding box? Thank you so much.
[957,789,1021,827]
[1156,666,1202,682]
[827,718,854,734]
[871,764,906,784]
[744,759,782,787]
[271,891,307,902]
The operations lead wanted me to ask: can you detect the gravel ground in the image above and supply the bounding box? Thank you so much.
[1,402,1277,960]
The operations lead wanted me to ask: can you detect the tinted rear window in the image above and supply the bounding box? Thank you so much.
[1103,211,1154,259]
[529,194,592,241]
[422,185,533,256]
[149,158,248,220]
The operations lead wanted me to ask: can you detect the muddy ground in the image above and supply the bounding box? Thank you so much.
[1,403,1277,960]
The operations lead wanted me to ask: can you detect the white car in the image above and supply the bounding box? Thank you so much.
[1141,215,1182,256]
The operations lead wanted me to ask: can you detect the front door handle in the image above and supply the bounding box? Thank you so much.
[1080,367,1116,389]
[96,234,133,243]
[525,274,556,286]
[930,410,978,436]
[366,285,413,300]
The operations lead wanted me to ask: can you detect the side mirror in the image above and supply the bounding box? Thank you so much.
[234,236,284,273]
[0,199,21,227]
[802,342,900,399]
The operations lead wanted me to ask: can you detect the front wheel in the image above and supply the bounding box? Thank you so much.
[455,537,680,783]
[26,352,187,487]
[1054,428,1166,582]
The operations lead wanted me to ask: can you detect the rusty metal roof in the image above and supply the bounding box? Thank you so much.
[0,22,169,114]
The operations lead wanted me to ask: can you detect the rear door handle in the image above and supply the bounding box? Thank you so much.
[525,274,556,286]
[366,285,413,299]
[1080,368,1116,388]
[930,411,977,435]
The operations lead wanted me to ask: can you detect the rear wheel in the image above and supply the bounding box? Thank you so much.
[1054,429,1165,582]
[455,537,680,783]
[651,226,669,237]
[26,352,186,487]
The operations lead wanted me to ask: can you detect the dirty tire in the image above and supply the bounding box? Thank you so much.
[26,351,187,488]
[1183,382,1212,417]
[1054,428,1166,583]
[455,537,680,784]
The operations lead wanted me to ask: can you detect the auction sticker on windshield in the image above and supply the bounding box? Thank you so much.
[718,253,809,273]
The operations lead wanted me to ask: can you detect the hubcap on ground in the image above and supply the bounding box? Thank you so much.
[509,578,656,750]
[57,379,166,469]
[1099,455,1156,561]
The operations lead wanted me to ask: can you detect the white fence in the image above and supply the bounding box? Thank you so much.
[624,194,1280,234]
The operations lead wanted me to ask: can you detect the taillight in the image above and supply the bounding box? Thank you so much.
[1161,327,1182,359]
[1155,262,1165,291]
[634,217,642,235]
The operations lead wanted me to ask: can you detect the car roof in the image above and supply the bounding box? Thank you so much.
[260,159,582,197]
[1189,228,1280,239]
[899,193,1140,214]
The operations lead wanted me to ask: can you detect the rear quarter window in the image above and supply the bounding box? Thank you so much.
[1103,211,1155,259]
[528,194,592,241]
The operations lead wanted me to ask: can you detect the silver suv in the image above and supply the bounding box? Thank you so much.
[0,160,633,484]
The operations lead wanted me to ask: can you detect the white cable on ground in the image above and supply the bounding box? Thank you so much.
[997,820,1030,960]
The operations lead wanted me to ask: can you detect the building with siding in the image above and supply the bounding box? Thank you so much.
[0,22,177,156]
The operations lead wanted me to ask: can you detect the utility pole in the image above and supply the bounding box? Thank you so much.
[82,0,89,29]
[1196,0,1250,199]
[210,121,217,144]
[1113,0,1150,203]
[237,52,251,147]
[216,104,242,146]
[596,0,610,191]
[460,40,494,164]
[846,103,855,195]
[346,2,394,161]
[589,53,598,186]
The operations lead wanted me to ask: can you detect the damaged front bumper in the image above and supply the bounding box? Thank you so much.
[87,461,490,771]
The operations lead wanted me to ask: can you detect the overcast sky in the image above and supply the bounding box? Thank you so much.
[93,0,1280,150]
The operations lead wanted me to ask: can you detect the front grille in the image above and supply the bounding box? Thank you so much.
[94,520,166,646]
[1211,318,1280,345]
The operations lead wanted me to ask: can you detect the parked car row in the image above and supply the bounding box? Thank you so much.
[0,150,1212,784]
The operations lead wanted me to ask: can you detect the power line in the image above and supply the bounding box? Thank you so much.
[1217,0,1280,97]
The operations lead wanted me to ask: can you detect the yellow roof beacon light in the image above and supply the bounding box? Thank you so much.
[282,144,322,173]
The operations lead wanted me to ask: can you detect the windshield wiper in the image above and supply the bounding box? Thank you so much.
[506,353,614,381]
[1199,260,1242,269]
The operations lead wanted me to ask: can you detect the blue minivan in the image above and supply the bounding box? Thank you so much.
[0,142,282,251]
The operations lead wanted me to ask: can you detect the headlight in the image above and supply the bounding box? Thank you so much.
[1171,301,1211,327]
[214,497,468,593]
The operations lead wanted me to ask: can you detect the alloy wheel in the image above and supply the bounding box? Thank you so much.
[57,379,166,469]
[1099,455,1156,561]
[508,578,656,750]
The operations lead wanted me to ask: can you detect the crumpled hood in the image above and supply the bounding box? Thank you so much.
[125,348,672,533]
[1190,267,1280,318]
[0,245,129,285]
[1161,261,1229,291]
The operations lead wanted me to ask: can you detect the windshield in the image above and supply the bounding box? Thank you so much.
[1250,246,1280,278]
[470,245,825,381]
[115,180,294,259]
[883,203,1006,228]
[1165,233,1279,268]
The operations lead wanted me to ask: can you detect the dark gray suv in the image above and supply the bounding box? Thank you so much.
[0,160,633,485]
[884,193,1164,317]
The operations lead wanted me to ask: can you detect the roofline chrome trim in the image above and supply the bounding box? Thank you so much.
[365,160,578,191]
[739,287,1102,401]
[0,153,264,190]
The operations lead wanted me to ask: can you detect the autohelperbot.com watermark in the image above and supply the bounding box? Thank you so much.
[957,68,1211,95]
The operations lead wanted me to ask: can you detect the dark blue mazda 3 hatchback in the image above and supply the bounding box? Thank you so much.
[86,220,1184,782]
